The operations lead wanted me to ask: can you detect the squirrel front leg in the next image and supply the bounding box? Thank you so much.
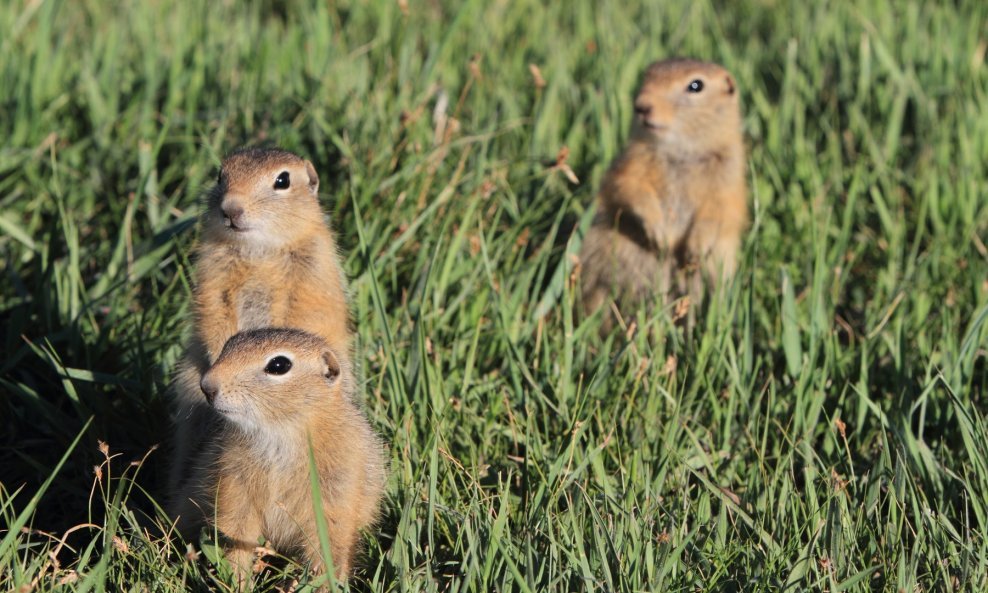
[215,475,263,590]
[194,278,241,363]
[299,501,357,583]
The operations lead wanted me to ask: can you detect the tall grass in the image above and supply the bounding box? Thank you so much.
[1,0,987,590]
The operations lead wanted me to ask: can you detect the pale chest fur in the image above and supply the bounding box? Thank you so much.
[219,435,339,549]
[259,472,313,548]
[236,276,276,329]
[228,463,309,548]
[192,238,352,366]
[650,163,695,246]
[643,151,744,252]
[199,249,320,330]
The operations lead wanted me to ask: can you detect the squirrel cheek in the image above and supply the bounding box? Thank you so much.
[653,102,676,125]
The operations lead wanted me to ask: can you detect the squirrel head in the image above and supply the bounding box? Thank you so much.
[202,148,328,254]
[630,59,741,154]
[200,328,346,433]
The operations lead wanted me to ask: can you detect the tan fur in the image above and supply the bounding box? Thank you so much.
[170,328,386,585]
[168,148,353,509]
[580,58,748,330]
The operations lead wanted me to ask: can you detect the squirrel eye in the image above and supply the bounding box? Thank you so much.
[274,171,290,190]
[687,79,704,93]
[264,356,292,375]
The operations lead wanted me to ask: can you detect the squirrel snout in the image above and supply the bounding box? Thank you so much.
[200,376,219,405]
[221,201,246,229]
[633,102,652,118]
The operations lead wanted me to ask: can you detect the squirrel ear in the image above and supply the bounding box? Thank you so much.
[321,350,341,382]
[304,160,320,194]
[725,75,736,95]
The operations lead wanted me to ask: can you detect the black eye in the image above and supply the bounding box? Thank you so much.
[687,79,704,93]
[274,171,290,190]
[264,356,292,375]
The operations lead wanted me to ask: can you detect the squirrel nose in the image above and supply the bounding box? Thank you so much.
[200,376,219,406]
[633,102,652,118]
[221,202,245,229]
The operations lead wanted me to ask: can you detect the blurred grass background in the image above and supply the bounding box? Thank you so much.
[1,0,987,590]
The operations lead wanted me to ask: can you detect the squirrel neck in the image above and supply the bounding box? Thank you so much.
[203,231,334,275]
[626,132,743,170]
[232,400,343,469]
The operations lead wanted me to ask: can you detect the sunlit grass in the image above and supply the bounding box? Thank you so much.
[1,0,987,590]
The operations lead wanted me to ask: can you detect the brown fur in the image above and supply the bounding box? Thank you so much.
[579,58,748,330]
[170,328,386,585]
[168,148,353,509]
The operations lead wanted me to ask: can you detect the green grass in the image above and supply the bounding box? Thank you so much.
[2,0,987,590]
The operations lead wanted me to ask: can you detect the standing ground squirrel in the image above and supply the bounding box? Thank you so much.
[170,328,386,583]
[579,58,748,329]
[168,148,353,504]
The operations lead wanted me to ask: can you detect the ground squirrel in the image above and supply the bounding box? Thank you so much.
[579,58,748,329]
[170,328,386,583]
[168,147,353,502]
